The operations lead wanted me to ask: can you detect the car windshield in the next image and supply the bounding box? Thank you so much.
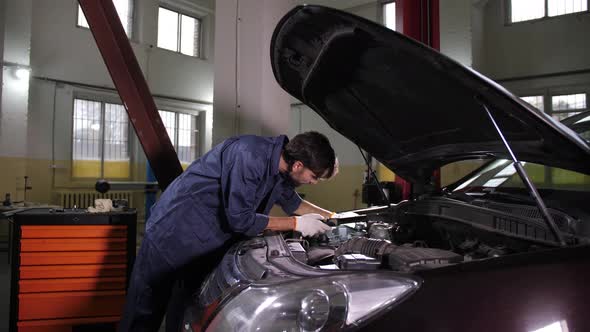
[566,113,590,143]
[449,111,590,194]
[451,159,590,193]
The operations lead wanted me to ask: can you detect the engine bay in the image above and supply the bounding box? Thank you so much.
[301,222,464,272]
[287,197,590,273]
[196,196,590,308]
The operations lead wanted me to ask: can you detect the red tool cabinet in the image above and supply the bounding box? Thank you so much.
[9,209,136,332]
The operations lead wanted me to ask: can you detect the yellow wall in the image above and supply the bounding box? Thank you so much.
[288,161,490,213]
[295,165,366,213]
[0,157,28,202]
[72,160,131,179]
[0,157,149,206]
[376,160,487,190]
[505,163,590,189]
[377,163,396,182]
[0,156,151,244]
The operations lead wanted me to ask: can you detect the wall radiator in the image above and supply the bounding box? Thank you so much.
[54,191,134,209]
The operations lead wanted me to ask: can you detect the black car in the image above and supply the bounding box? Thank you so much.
[181,5,590,332]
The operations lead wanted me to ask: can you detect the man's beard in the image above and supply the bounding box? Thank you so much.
[288,171,304,187]
[283,164,303,187]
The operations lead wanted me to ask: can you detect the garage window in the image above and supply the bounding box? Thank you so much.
[158,110,200,166]
[383,2,396,31]
[510,0,589,23]
[72,99,130,179]
[77,0,134,37]
[157,7,201,57]
[521,95,545,112]
[551,93,587,121]
[549,0,588,16]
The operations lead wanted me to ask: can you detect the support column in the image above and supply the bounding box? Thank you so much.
[213,0,295,145]
[1,0,33,202]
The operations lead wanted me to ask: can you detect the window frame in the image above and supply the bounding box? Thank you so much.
[157,5,203,58]
[157,108,201,165]
[71,94,133,180]
[76,0,135,37]
[520,95,545,112]
[550,92,588,121]
[520,91,588,118]
[381,1,397,31]
[519,90,588,186]
[506,0,590,25]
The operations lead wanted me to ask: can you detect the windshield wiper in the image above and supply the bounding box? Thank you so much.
[483,191,536,204]
[479,100,566,246]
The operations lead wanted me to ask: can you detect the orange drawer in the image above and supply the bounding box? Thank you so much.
[20,251,127,265]
[18,290,126,320]
[19,277,126,293]
[21,238,127,252]
[21,225,127,239]
[20,264,127,279]
[17,316,120,332]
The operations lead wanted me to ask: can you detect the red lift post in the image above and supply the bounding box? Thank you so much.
[395,0,441,198]
[78,0,183,191]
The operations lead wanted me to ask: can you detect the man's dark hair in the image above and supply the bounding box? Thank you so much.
[283,131,336,178]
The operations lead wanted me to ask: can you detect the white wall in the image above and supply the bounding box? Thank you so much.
[1,0,32,158]
[30,0,214,102]
[471,2,485,70]
[0,0,4,122]
[27,0,216,165]
[347,1,379,22]
[212,0,295,145]
[471,1,590,115]
[0,0,218,204]
[290,105,366,166]
[479,1,590,80]
[440,0,472,67]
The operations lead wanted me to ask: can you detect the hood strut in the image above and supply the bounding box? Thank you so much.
[358,146,390,208]
[480,101,566,246]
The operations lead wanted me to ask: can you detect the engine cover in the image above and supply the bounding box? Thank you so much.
[385,246,463,272]
[335,237,463,272]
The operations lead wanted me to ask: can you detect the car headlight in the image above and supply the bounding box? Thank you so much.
[203,272,420,331]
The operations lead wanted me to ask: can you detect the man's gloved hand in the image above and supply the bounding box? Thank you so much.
[295,213,332,237]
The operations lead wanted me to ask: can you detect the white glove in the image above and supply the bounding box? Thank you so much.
[295,213,332,237]
[87,199,113,213]
[331,211,359,219]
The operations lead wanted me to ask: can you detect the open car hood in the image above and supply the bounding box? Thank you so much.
[270,5,590,184]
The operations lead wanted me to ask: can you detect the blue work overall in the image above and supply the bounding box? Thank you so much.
[119,135,302,332]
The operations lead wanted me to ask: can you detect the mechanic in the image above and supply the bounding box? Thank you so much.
[120,131,339,332]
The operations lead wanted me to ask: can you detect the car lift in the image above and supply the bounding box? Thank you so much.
[78,0,183,191]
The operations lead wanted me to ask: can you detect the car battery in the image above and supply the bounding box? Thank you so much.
[8,208,137,332]
[335,253,381,270]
